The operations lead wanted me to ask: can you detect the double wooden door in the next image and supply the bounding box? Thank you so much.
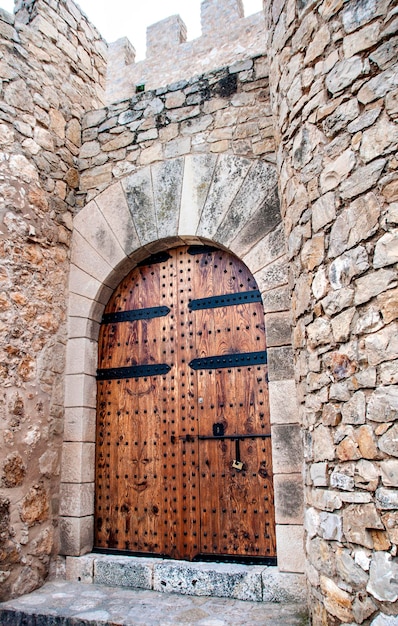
[95,245,276,561]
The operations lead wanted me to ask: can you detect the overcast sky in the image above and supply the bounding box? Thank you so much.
[0,0,263,60]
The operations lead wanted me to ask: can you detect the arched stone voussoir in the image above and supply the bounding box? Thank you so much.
[215,160,280,256]
[94,181,141,258]
[73,199,126,271]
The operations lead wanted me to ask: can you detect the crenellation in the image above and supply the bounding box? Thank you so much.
[200,0,244,34]
[146,14,187,58]
[106,6,266,103]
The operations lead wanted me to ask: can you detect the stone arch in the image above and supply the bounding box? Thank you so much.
[60,154,304,574]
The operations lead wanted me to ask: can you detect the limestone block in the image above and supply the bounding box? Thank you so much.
[329,246,369,290]
[360,116,398,163]
[363,322,398,366]
[80,164,113,192]
[380,360,398,385]
[65,555,95,583]
[64,373,96,409]
[153,560,264,601]
[262,285,291,314]
[343,22,380,57]
[342,0,379,32]
[326,57,364,94]
[307,318,332,349]
[355,269,397,304]
[68,292,105,322]
[320,149,356,192]
[276,525,305,573]
[222,167,281,256]
[271,424,303,474]
[376,487,398,510]
[312,192,336,232]
[164,136,191,159]
[340,159,386,200]
[179,154,218,236]
[358,68,398,104]
[320,575,354,622]
[347,106,381,133]
[268,380,299,424]
[319,512,343,541]
[68,269,112,313]
[343,503,383,549]
[261,569,306,603]
[59,516,93,556]
[95,183,141,258]
[63,407,96,443]
[65,337,97,377]
[59,482,95,518]
[243,224,286,274]
[309,489,342,512]
[377,288,398,325]
[94,556,153,590]
[268,346,294,381]
[367,551,398,602]
[61,442,95,483]
[310,462,328,487]
[256,257,289,296]
[152,158,183,239]
[71,230,114,288]
[74,201,125,270]
[312,424,335,462]
[197,155,251,238]
[374,232,398,268]
[371,614,398,626]
[274,474,304,524]
[380,461,398,488]
[265,312,292,347]
[342,391,366,425]
[331,307,355,343]
[367,387,398,423]
[122,168,157,245]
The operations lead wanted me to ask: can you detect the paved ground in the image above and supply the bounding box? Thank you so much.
[0,580,310,625]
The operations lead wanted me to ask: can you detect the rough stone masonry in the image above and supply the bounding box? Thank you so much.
[0,0,397,624]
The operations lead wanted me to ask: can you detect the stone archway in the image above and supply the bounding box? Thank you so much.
[60,154,304,575]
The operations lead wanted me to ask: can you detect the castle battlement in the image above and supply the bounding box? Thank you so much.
[106,0,266,104]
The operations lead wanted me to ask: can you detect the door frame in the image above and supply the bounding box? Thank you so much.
[60,155,304,575]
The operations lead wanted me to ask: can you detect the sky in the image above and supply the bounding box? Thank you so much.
[0,0,263,60]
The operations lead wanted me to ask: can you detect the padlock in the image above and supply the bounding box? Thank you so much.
[232,460,243,471]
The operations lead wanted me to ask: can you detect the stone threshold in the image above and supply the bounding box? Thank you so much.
[65,553,306,604]
[0,580,310,626]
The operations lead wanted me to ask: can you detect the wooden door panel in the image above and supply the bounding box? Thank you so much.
[95,245,276,561]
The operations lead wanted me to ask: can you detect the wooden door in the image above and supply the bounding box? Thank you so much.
[95,246,276,562]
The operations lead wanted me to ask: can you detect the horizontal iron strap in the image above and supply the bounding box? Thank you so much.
[102,306,170,324]
[198,434,271,440]
[187,245,219,255]
[189,351,267,370]
[137,251,171,266]
[97,364,171,380]
[189,290,261,311]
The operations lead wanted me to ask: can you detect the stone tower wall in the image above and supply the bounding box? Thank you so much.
[265,0,398,623]
[0,0,106,600]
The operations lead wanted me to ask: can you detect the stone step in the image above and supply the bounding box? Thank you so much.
[0,580,310,626]
[65,553,306,604]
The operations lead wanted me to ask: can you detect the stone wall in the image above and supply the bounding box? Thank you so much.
[265,0,398,623]
[0,0,106,600]
[106,0,266,103]
[79,55,274,205]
